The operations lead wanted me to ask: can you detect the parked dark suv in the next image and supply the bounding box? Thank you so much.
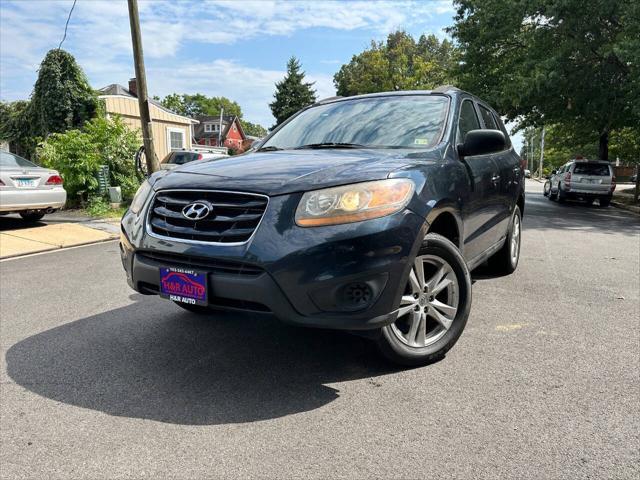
[120,87,525,365]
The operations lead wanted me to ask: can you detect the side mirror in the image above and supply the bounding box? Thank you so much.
[457,129,506,158]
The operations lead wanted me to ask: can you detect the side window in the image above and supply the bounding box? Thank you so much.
[457,100,480,144]
[478,105,498,130]
[493,113,512,148]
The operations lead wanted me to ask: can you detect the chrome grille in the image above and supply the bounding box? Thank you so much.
[148,190,268,244]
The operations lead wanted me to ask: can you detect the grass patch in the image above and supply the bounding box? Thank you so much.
[84,197,128,219]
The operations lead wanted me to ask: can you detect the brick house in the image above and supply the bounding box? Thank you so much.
[194,115,247,152]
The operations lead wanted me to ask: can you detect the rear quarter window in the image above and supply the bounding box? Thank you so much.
[572,163,611,176]
[478,105,497,129]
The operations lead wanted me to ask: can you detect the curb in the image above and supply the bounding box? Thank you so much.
[0,237,118,261]
[611,200,640,215]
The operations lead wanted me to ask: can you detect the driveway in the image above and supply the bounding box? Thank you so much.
[1,180,638,479]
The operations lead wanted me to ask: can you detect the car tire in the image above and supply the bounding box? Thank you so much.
[600,197,611,207]
[557,184,566,203]
[19,212,45,222]
[490,206,522,275]
[173,301,211,315]
[543,181,550,197]
[377,233,472,367]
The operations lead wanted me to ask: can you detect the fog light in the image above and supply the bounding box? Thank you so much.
[342,282,373,307]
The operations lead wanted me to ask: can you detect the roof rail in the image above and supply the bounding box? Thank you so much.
[315,96,343,104]
[432,85,461,93]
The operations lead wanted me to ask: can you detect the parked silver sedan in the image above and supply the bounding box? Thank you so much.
[0,151,67,221]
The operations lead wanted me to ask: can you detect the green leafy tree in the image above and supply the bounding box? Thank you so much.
[157,93,242,118]
[240,120,267,137]
[30,49,98,137]
[38,115,141,203]
[449,0,639,160]
[270,56,317,127]
[0,100,37,158]
[333,31,458,96]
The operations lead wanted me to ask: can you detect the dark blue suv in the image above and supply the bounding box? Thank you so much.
[120,87,525,365]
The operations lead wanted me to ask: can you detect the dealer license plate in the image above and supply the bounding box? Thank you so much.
[159,267,208,305]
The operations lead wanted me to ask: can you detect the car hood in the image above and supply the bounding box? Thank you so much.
[152,148,440,196]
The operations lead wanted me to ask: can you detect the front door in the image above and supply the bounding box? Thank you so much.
[456,99,503,262]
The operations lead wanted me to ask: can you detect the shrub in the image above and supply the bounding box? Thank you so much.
[37,115,141,204]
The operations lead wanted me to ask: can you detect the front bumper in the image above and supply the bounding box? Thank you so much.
[0,187,67,212]
[120,193,427,330]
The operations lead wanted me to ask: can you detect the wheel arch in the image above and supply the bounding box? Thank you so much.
[425,205,463,250]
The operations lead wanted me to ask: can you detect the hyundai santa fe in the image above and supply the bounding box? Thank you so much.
[120,87,525,365]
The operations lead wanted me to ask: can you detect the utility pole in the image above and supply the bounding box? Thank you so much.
[127,0,158,173]
[539,127,545,180]
[218,108,224,147]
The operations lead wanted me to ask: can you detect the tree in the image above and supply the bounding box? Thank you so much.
[30,49,98,137]
[157,93,242,118]
[270,57,316,127]
[0,100,37,159]
[449,0,639,160]
[240,120,267,137]
[333,31,458,96]
[37,115,141,203]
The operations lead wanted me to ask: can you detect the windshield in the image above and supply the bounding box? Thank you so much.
[0,151,38,168]
[262,95,449,150]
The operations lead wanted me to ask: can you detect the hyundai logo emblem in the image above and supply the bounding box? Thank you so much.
[182,201,212,220]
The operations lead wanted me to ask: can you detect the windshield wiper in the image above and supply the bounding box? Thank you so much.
[257,146,283,151]
[294,142,366,149]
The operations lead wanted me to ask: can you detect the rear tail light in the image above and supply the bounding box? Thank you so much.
[45,174,63,185]
[520,157,527,171]
[196,154,203,160]
[611,175,616,192]
[564,172,571,190]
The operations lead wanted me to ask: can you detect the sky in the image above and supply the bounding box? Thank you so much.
[0,0,522,150]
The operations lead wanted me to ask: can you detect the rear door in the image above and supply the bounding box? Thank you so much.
[570,162,613,195]
[457,99,503,262]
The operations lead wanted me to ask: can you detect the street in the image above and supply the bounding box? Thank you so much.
[1,180,638,479]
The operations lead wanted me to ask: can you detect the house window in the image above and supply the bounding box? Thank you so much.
[204,124,213,132]
[167,128,185,151]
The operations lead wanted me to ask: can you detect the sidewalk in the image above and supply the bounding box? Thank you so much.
[0,217,120,260]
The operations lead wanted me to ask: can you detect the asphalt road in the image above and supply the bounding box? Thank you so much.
[1,181,638,479]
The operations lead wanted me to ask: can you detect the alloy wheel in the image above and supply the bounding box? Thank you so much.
[390,255,459,348]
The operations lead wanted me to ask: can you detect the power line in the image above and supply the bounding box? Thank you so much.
[58,0,78,50]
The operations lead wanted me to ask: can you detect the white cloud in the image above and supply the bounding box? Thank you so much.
[0,0,453,125]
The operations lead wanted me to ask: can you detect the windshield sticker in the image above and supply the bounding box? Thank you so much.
[414,138,429,145]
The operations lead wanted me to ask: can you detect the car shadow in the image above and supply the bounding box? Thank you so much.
[5,298,401,426]
[0,215,46,231]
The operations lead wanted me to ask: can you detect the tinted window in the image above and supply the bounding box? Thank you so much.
[478,105,498,129]
[0,151,37,168]
[457,100,480,143]
[263,95,449,150]
[573,163,611,176]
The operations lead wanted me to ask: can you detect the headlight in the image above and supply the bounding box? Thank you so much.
[129,180,152,215]
[295,179,414,227]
